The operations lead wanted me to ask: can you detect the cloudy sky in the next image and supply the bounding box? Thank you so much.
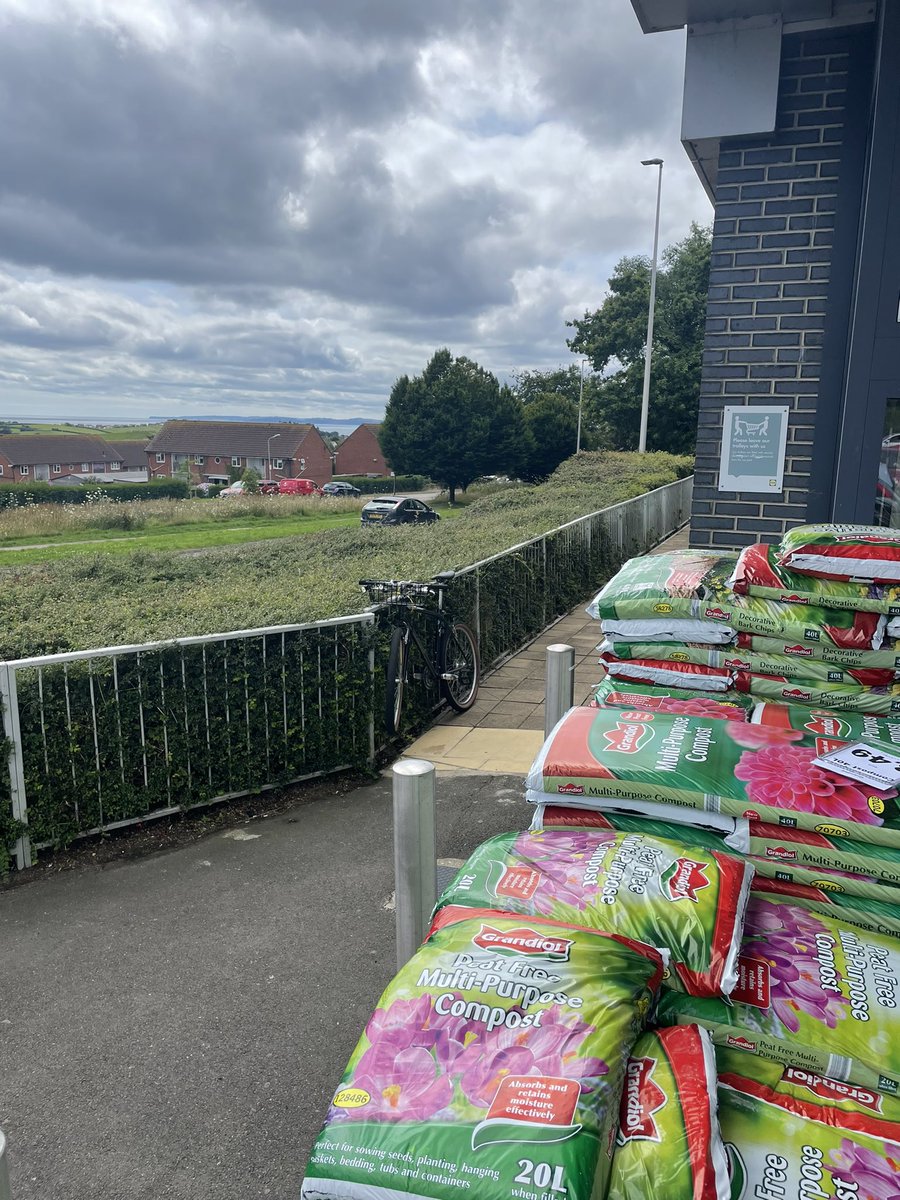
[0,0,711,425]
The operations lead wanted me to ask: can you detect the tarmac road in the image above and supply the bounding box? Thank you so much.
[0,771,530,1200]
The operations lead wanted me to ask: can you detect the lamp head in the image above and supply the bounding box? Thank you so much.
[641,158,663,166]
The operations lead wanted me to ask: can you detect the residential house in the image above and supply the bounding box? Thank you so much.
[145,421,333,487]
[0,434,140,484]
[334,423,388,477]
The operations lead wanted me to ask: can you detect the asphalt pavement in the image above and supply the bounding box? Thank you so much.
[0,770,531,1200]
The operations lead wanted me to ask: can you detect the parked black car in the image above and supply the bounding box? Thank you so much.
[360,497,440,526]
[322,481,362,498]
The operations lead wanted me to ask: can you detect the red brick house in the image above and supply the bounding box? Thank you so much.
[0,434,141,483]
[334,423,388,477]
[145,420,333,487]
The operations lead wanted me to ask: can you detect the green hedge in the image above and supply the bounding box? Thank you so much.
[333,474,429,493]
[0,479,190,506]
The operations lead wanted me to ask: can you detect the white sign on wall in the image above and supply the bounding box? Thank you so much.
[718,405,789,493]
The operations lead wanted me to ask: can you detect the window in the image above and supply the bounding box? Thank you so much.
[194,455,204,465]
[0,465,4,476]
[155,452,166,463]
[231,456,241,467]
[52,464,61,473]
[110,462,122,470]
[876,399,900,526]
[81,462,90,471]
[19,465,29,475]
[273,458,284,470]
[214,457,221,464]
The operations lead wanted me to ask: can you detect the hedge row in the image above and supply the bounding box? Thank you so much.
[0,479,190,505]
[333,474,429,492]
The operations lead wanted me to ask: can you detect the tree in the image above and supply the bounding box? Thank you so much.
[510,366,609,451]
[520,394,579,482]
[380,349,529,502]
[240,467,261,493]
[567,222,711,454]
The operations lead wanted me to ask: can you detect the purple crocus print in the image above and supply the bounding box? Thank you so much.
[343,1045,454,1122]
[508,830,617,913]
[828,1138,900,1200]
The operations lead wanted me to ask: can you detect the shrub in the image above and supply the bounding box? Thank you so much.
[0,478,190,506]
[333,474,429,493]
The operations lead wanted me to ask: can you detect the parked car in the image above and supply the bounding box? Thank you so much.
[322,481,361,498]
[360,497,440,526]
[258,479,280,495]
[278,478,321,496]
[218,480,248,497]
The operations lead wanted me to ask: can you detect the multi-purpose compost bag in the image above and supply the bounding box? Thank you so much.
[750,873,900,940]
[592,678,752,719]
[656,893,900,1097]
[746,820,900,888]
[529,803,751,853]
[526,706,900,847]
[606,1026,730,1200]
[715,1052,900,1200]
[753,701,900,748]
[778,523,900,582]
[731,542,900,613]
[301,913,663,1200]
[736,632,900,671]
[735,672,900,715]
[602,639,894,688]
[431,827,752,997]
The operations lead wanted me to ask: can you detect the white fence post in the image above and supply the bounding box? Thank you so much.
[545,644,575,738]
[392,758,437,969]
[0,664,31,870]
[0,1129,11,1200]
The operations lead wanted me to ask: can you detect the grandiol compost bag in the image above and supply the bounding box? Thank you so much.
[731,542,900,613]
[778,523,900,582]
[753,701,900,748]
[715,1052,900,1200]
[431,827,752,997]
[737,632,900,671]
[526,706,900,847]
[598,646,733,692]
[301,913,664,1200]
[603,639,894,688]
[606,1026,729,1200]
[656,893,900,1097]
[750,873,900,941]
[592,678,752,719]
[529,803,751,854]
[735,672,900,715]
[747,820,900,889]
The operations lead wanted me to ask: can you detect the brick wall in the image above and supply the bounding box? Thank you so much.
[335,425,388,477]
[691,27,863,549]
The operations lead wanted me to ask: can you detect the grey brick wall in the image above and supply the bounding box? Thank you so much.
[690,29,859,549]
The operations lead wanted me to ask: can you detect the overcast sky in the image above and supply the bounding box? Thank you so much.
[0,0,711,425]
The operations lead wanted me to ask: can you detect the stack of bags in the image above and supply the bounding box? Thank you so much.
[591,525,900,715]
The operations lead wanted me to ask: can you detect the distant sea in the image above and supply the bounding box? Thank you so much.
[14,415,377,430]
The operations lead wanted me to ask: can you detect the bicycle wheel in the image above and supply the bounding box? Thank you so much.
[385,626,407,734]
[439,622,480,712]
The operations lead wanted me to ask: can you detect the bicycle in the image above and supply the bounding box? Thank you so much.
[360,574,480,734]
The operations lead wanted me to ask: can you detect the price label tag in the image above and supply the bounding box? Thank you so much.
[813,740,900,790]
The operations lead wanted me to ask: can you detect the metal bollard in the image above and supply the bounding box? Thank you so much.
[392,758,437,970]
[0,1130,11,1200]
[544,644,575,738]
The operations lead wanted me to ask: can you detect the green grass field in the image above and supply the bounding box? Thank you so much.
[0,421,160,440]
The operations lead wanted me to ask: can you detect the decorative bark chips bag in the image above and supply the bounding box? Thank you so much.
[301,913,663,1200]
[731,542,900,613]
[777,523,900,583]
[431,827,752,997]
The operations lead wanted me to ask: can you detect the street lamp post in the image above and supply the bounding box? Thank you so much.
[638,158,663,454]
[267,432,281,477]
[577,358,590,453]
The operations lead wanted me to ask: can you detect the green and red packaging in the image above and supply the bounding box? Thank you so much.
[777,522,900,582]
[750,872,900,940]
[746,820,900,890]
[753,701,900,748]
[606,1026,730,1200]
[431,827,752,997]
[526,706,900,847]
[592,678,753,719]
[735,672,900,715]
[731,542,900,612]
[301,912,663,1200]
[656,893,900,1098]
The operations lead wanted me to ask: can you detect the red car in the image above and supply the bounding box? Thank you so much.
[278,478,321,496]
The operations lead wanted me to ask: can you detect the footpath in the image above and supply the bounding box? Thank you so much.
[0,527,686,1200]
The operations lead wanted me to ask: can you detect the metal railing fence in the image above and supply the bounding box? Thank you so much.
[0,475,691,871]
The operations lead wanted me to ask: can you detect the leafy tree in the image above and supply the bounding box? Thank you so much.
[520,394,579,482]
[240,467,261,494]
[172,458,192,486]
[511,365,609,451]
[380,349,529,502]
[567,222,711,454]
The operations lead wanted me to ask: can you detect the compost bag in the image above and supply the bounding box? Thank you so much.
[656,893,900,1097]
[431,827,752,997]
[750,873,900,940]
[753,701,900,748]
[736,632,900,671]
[778,523,900,583]
[598,646,732,691]
[606,1025,730,1200]
[592,678,752,719]
[731,542,900,613]
[735,672,900,715]
[301,913,663,1200]
[526,706,900,847]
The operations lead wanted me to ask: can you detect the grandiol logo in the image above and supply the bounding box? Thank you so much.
[725,1035,756,1052]
[616,1057,666,1145]
[782,688,812,701]
[474,925,573,960]
[783,644,814,657]
[557,783,585,796]
[780,594,809,605]
[765,846,798,861]
[704,606,732,622]
[724,657,752,671]
[804,714,852,738]
[602,720,655,754]
[661,858,710,902]
[783,1068,883,1113]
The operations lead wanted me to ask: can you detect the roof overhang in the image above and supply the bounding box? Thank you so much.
[630,0,875,33]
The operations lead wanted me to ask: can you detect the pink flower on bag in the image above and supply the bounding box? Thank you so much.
[727,724,804,749]
[348,1045,454,1121]
[735,745,883,825]
[828,1138,900,1200]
